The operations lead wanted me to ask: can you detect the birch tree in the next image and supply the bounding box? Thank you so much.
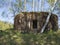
[40,0,58,33]
[41,0,44,11]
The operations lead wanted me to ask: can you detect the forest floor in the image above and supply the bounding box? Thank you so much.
[0,21,60,45]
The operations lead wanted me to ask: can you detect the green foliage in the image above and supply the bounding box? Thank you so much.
[47,0,57,7]
[0,30,60,45]
[0,21,60,45]
[0,21,13,30]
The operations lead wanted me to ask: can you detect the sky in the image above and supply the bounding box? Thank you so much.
[0,0,60,28]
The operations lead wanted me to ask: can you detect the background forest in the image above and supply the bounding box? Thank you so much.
[0,0,60,45]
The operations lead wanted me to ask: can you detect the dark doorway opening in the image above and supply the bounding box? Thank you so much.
[33,20,37,29]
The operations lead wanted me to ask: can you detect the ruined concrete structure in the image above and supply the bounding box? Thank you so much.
[14,12,58,33]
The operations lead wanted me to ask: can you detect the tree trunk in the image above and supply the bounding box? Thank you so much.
[24,0,26,12]
[32,0,34,12]
[41,0,44,11]
[40,0,58,33]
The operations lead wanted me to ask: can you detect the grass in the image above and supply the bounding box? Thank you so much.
[0,21,60,45]
[0,21,13,30]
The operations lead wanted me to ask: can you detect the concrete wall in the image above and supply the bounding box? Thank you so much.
[14,12,58,33]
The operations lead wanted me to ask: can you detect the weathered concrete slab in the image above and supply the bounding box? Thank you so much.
[14,12,58,33]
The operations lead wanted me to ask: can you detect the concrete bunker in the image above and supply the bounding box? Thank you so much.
[14,12,58,33]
